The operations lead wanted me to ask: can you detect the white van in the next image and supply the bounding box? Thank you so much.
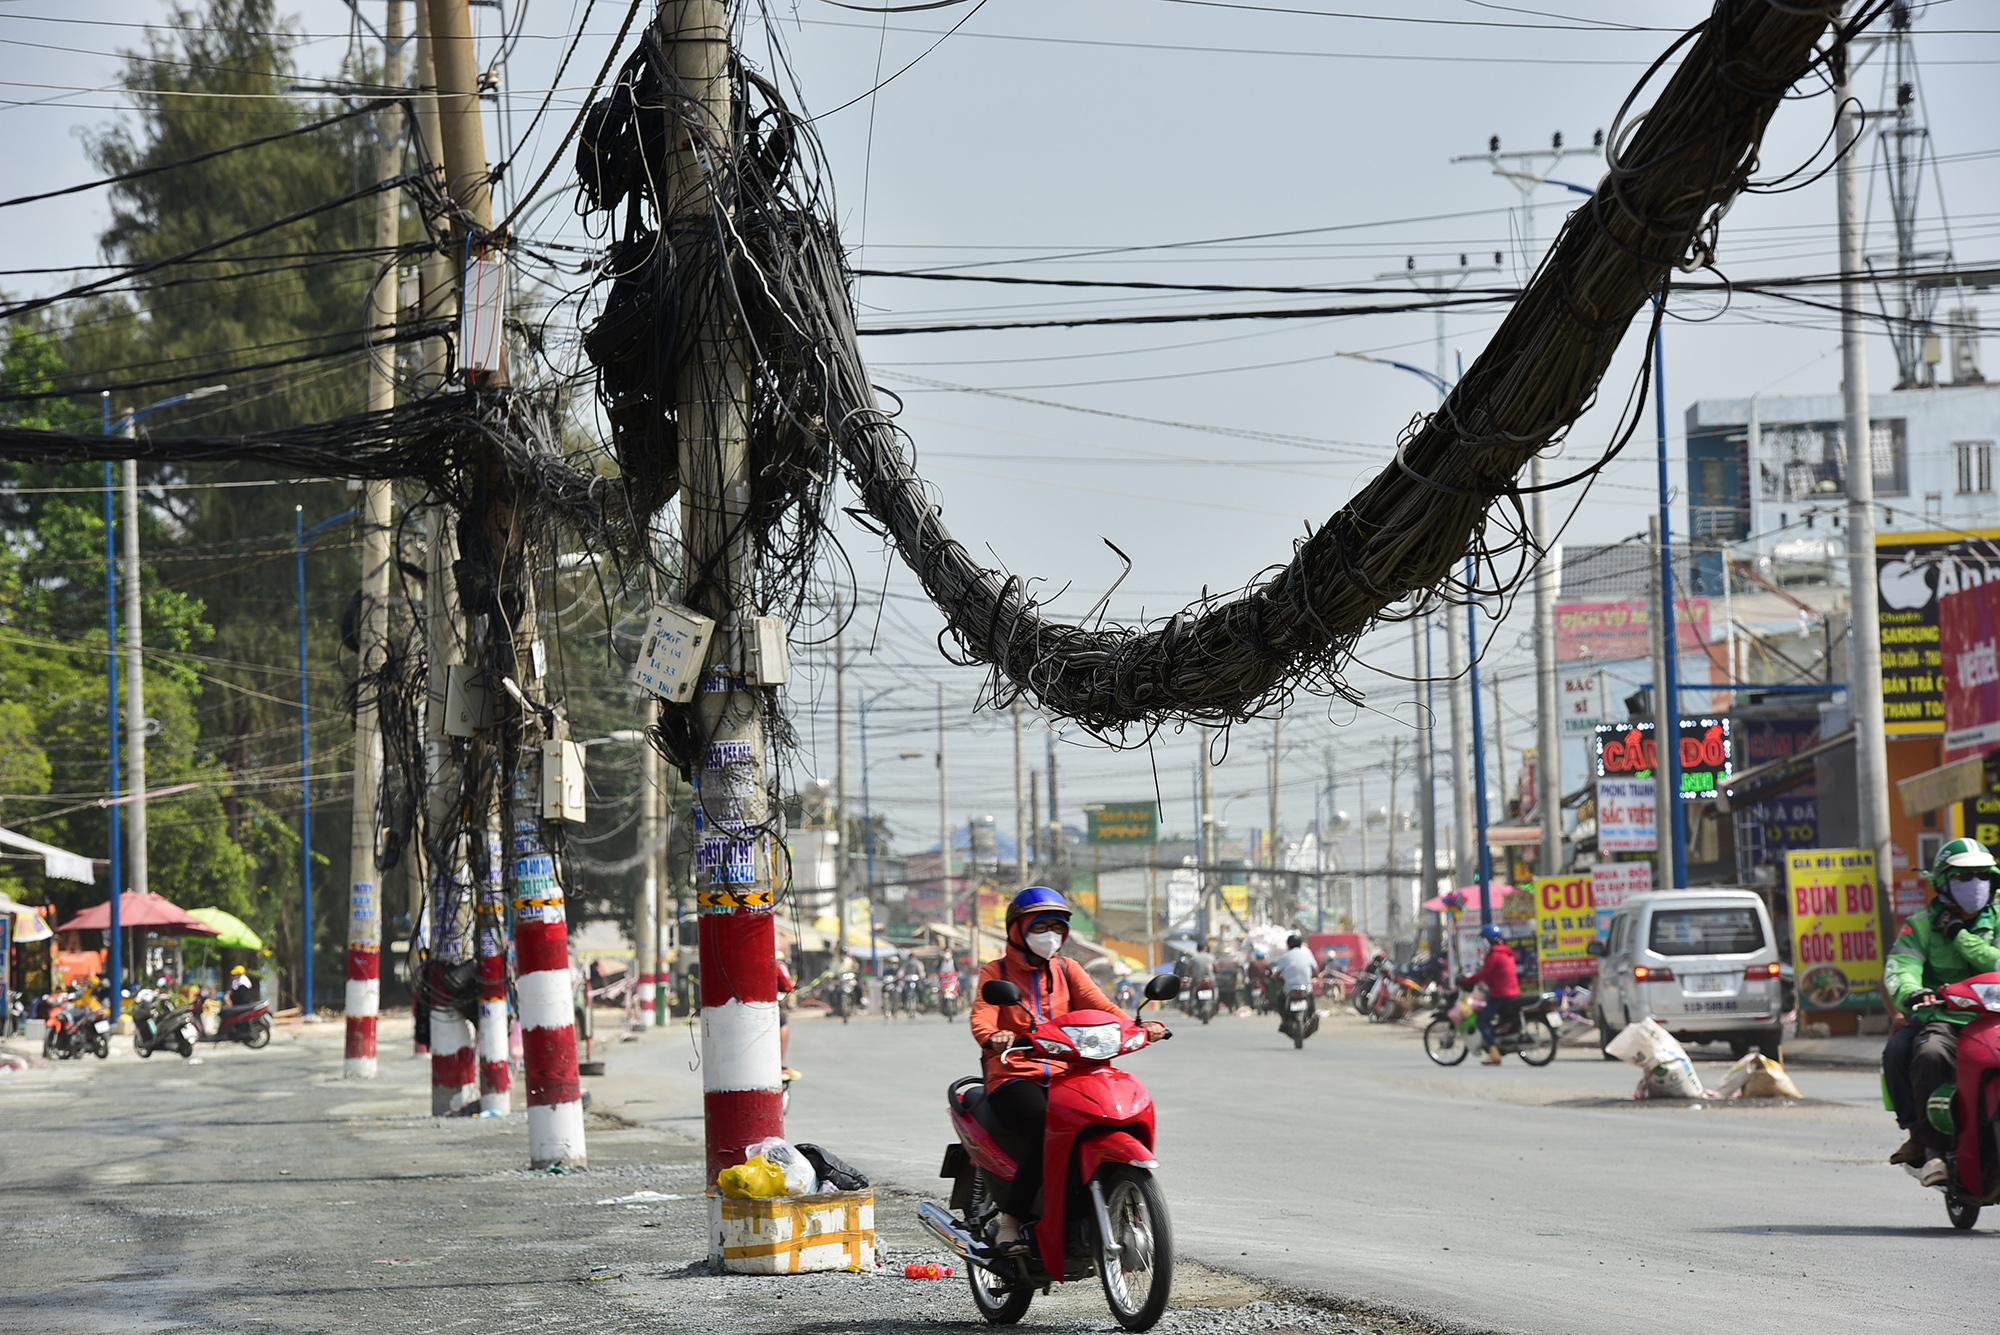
[1589,889,1783,1059]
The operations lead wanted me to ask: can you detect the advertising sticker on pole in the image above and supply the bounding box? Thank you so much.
[1784,848,1883,1011]
[1596,777,1658,853]
[1533,874,1598,980]
[1589,862,1652,938]
[1561,671,1603,736]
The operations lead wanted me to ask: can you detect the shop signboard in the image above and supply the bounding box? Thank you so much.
[1085,802,1158,844]
[1589,862,1651,937]
[1562,671,1603,735]
[1556,598,1710,663]
[1875,530,2000,736]
[1784,848,1883,1011]
[1596,777,1658,853]
[1940,577,2000,763]
[1533,874,1599,981]
[1594,717,1732,800]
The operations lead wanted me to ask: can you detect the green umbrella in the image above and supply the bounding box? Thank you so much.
[186,907,263,951]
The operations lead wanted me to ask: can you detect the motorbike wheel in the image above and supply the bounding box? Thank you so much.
[42,1026,57,1060]
[135,1034,153,1058]
[1515,1016,1559,1067]
[245,1016,272,1050]
[1947,1191,1981,1231]
[177,1036,195,1059]
[967,1178,1033,1325]
[1094,1164,1173,1332]
[1292,1025,1304,1050]
[1423,1017,1470,1067]
[91,1031,110,1059]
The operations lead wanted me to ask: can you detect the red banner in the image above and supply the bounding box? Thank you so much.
[1555,598,1710,663]
[1941,577,2000,763]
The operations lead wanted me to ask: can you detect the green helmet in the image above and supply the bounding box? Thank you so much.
[1930,837,1999,890]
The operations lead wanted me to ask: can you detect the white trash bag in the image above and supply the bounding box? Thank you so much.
[745,1136,819,1196]
[1606,1017,1709,1099]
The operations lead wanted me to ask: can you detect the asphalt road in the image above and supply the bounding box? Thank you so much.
[743,1002,1997,1335]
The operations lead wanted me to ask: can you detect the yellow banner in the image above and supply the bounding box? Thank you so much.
[1785,848,1883,1010]
[1532,874,1598,982]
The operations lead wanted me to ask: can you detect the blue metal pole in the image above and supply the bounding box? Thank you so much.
[1466,555,1493,924]
[1652,304,1687,888]
[101,398,122,1007]
[296,505,312,1014]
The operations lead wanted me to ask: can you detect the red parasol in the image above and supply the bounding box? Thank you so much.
[56,890,222,936]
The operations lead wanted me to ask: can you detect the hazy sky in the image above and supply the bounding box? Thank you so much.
[4,1,1995,881]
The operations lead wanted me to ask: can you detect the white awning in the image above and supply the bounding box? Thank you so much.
[0,826,95,883]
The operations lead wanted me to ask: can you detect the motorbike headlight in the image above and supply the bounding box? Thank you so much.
[1973,982,2000,1013]
[1061,1023,1122,1060]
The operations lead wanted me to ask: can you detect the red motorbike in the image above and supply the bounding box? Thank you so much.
[938,970,963,1021]
[920,974,1180,1331]
[1924,971,2000,1228]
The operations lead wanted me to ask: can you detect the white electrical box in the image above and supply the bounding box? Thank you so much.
[541,739,587,824]
[750,615,790,687]
[442,663,492,737]
[633,600,716,703]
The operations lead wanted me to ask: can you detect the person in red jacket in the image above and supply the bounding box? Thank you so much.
[1463,923,1521,1066]
[969,886,1165,1255]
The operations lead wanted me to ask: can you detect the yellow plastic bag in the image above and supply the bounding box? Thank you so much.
[718,1156,788,1200]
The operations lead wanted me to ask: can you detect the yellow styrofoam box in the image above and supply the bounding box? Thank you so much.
[707,1189,875,1274]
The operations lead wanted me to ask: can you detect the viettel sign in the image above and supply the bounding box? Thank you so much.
[1593,718,1732,800]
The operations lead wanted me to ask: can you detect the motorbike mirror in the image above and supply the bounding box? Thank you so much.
[981,979,1023,1007]
[1143,975,1182,1002]
[1584,939,1606,957]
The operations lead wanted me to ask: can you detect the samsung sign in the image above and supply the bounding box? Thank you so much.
[1593,718,1733,801]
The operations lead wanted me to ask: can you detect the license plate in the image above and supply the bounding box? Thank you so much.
[181,1024,199,1041]
[1289,1000,1308,1011]
[94,1019,111,1032]
[1683,975,1730,994]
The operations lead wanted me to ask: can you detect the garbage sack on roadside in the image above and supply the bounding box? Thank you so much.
[744,1137,817,1196]
[1608,1018,1709,1099]
[1717,1050,1802,1099]
[1605,1016,1672,1068]
[717,1155,788,1200]
[795,1142,869,1192]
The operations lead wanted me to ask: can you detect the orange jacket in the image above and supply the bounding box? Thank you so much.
[970,950,1128,1091]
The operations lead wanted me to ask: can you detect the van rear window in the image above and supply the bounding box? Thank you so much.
[1648,907,1764,956]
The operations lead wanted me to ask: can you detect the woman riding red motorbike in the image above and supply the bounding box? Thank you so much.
[969,887,1167,1254]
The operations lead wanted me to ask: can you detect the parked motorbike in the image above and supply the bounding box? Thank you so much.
[1913,971,2000,1230]
[195,987,274,1049]
[42,990,110,1060]
[1422,987,1559,1067]
[920,974,1181,1332]
[1279,985,1318,1049]
[938,970,963,1021]
[132,984,201,1059]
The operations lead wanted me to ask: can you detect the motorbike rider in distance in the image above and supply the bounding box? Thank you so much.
[1271,933,1316,1035]
[1883,838,2000,1186]
[1464,924,1521,1066]
[969,887,1165,1256]
[1185,940,1216,1014]
[227,965,257,1004]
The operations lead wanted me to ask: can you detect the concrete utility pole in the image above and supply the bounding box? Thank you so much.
[423,506,473,1111]
[1012,701,1027,891]
[937,684,953,938]
[1386,739,1403,937]
[1649,515,1674,895]
[1198,729,1215,936]
[834,614,848,963]
[345,0,404,1080]
[657,0,779,1185]
[1835,33,1894,912]
[637,730,659,1032]
[120,442,146,904]
[1046,727,1063,867]
[1446,614,1474,888]
[425,0,581,1161]
[1411,615,1439,918]
[410,3,454,394]
[1492,671,1510,821]
[1028,770,1040,870]
[1267,718,1281,922]
[1533,463,1562,875]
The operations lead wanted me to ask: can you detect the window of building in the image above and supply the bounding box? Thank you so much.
[1957,440,1994,495]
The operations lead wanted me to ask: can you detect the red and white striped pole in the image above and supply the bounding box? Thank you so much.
[635,736,660,1032]
[475,826,511,1114]
[429,866,477,1115]
[512,760,585,1167]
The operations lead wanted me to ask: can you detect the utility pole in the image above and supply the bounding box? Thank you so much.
[423,506,473,1112]
[1198,729,1215,938]
[1466,557,1494,922]
[1836,28,1894,920]
[1028,770,1040,871]
[1046,727,1063,868]
[1533,463,1562,875]
[656,0,776,1185]
[1649,515,1675,895]
[1012,701,1027,891]
[1356,773,1368,932]
[1411,615,1439,925]
[1492,671,1510,822]
[1446,611,1474,890]
[1266,718,1281,923]
[1386,738,1402,939]
[834,611,848,965]
[638,720,660,1031]
[937,684,953,941]
[120,435,147,908]
[345,0,404,1079]
[425,0,580,1163]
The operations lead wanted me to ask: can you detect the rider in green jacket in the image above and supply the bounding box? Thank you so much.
[1883,838,2000,1186]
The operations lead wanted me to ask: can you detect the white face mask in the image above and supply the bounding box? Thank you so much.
[1025,930,1064,960]
[1945,876,1992,916]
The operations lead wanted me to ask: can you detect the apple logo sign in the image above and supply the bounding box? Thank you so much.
[1880,557,1934,611]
